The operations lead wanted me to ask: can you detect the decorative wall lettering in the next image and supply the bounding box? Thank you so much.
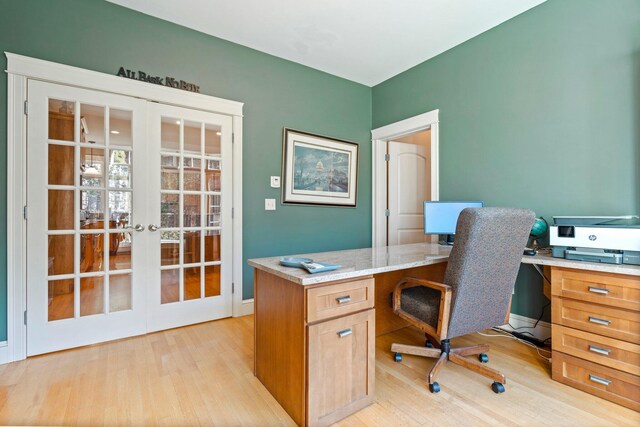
[116,67,200,93]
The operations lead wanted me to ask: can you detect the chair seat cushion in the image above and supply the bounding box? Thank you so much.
[400,286,441,328]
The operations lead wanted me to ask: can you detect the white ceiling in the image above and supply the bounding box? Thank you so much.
[107,0,545,86]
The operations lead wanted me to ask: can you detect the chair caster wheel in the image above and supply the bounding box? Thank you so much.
[429,382,440,393]
[425,341,434,348]
[478,353,489,363]
[394,352,402,362]
[491,382,505,394]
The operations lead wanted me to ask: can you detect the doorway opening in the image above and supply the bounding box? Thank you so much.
[6,53,245,362]
[371,110,440,247]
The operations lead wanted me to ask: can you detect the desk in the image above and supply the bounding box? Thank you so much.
[249,243,640,425]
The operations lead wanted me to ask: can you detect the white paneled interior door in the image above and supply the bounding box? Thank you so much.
[26,80,148,356]
[146,103,233,332]
[387,141,430,246]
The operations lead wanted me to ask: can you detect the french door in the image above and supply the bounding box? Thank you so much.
[26,80,233,355]
[146,103,233,332]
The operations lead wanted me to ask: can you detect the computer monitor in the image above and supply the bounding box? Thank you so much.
[424,201,483,242]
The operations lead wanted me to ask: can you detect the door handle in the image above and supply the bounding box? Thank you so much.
[588,286,610,295]
[337,328,352,338]
[148,224,161,232]
[588,345,611,356]
[336,295,351,304]
[588,374,612,386]
[588,316,611,326]
[125,224,145,232]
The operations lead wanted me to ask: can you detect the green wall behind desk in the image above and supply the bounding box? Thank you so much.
[372,0,640,321]
[0,0,372,340]
[0,0,638,341]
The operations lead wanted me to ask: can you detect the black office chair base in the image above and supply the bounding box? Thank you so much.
[391,339,507,394]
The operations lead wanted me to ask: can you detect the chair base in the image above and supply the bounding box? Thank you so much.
[391,338,506,393]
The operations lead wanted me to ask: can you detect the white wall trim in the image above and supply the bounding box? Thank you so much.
[6,72,28,364]
[501,313,551,341]
[370,110,440,247]
[5,52,247,363]
[5,53,244,117]
[0,341,9,365]
[231,116,246,317]
[236,299,254,317]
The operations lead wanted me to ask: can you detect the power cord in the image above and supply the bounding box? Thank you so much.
[477,328,551,362]
[508,301,550,332]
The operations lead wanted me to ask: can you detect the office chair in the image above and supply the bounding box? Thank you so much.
[391,207,534,394]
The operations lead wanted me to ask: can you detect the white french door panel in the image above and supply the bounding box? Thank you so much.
[146,103,233,332]
[26,80,148,356]
[388,141,430,246]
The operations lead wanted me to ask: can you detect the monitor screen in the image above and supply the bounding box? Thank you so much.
[424,201,484,235]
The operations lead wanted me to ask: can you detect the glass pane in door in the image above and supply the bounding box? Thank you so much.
[44,99,138,323]
[158,115,223,306]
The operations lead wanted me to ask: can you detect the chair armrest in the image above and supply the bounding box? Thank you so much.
[392,277,453,341]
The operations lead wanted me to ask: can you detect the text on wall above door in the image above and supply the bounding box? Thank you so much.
[116,67,200,93]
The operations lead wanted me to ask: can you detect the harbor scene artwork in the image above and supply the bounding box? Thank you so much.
[282,128,358,207]
[293,145,349,193]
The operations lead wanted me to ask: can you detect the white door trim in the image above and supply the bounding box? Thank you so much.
[5,52,246,363]
[370,110,440,247]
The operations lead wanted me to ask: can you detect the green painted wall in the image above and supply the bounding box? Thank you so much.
[1,0,638,341]
[372,0,640,321]
[0,0,372,340]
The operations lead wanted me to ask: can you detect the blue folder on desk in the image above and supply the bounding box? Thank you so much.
[279,257,341,274]
[300,261,341,274]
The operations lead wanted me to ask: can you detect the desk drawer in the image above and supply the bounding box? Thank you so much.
[552,325,640,376]
[551,268,640,311]
[552,298,640,344]
[552,352,640,412]
[307,278,374,323]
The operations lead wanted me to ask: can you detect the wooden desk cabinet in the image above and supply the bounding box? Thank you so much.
[550,267,640,411]
[254,270,375,427]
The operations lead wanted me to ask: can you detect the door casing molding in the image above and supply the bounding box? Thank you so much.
[5,52,247,363]
[370,110,440,247]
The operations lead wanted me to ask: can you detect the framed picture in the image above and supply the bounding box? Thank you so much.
[281,128,358,207]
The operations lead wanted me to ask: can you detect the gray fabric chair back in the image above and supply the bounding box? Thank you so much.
[443,207,534,339]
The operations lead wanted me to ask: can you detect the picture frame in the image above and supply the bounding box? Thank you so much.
[281,128,358,207]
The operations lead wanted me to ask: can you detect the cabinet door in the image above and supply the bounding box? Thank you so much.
[307,309,375,427]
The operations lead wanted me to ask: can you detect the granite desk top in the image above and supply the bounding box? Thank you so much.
[248,242,452,285]
[248,243,640,286]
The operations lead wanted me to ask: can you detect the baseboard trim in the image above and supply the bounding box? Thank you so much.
[234,298,254,317]
[0,341,10,365]
[501,313,551,341]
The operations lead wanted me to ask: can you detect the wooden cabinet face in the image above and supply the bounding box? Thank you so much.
[307,309,375,426]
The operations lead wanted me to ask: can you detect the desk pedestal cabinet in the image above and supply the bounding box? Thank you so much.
[254,270,375,427]
[550,267,640,411]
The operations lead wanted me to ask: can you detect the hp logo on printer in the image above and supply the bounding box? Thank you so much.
[589,235,597,241]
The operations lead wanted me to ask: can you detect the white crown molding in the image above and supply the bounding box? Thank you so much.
[5,52,244,116]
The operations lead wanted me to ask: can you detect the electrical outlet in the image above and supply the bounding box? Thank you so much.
[270,176,281,188]
[265,198,276,210]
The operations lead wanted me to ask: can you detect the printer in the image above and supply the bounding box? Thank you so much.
[550,215,640,265]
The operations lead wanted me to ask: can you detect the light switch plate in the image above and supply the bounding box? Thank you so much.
[265,198,276,210]
[270,176,281,188]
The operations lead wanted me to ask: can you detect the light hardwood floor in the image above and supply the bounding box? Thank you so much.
[0,316,637,426]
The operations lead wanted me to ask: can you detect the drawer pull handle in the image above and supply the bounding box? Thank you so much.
[589,374,612,386]
[337,328,352,338]
[588,286,610,295]
[588,345,611,356]
[336,295,351,304]
[588,316,611,326]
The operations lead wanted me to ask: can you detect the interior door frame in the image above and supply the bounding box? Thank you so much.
[5,52,246,364]
[370,109,440,248]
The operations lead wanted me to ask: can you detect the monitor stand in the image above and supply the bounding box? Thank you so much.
[438,234,455,246]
